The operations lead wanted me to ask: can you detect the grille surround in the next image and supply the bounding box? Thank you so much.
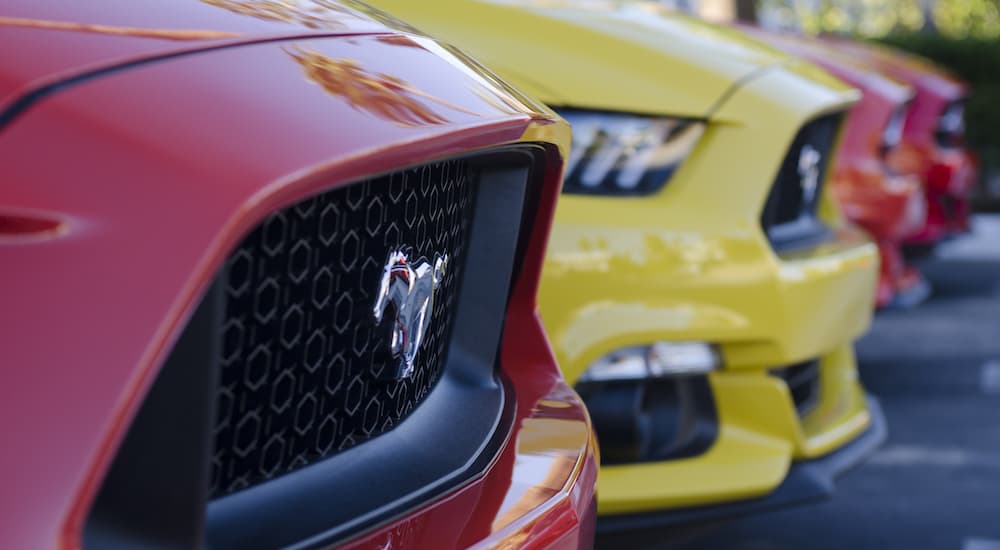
[211,161,476,497]
[207,147,542,548]
[771,360,821,417]
[934,100,966,149]
[761,114,842,252]
[84,146,549,550]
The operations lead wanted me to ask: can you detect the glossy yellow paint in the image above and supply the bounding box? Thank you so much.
[600,345,869,513]
[364,0,810,116]
[365,0,879,516]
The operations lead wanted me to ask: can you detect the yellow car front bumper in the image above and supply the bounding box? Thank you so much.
[544,220,879,517]
[600,395,887,532]
[599,345,873,515]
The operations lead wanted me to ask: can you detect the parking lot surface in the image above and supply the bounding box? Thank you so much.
[597,215,1000,550]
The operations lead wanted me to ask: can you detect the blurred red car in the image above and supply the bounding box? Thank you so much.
[0,1,597,549]
[822,36,977,255]
[738,27,927,308]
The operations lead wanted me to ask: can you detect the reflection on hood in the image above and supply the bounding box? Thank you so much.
[201,0,352,29]
[287,46,481,126]
[0,14,238,40]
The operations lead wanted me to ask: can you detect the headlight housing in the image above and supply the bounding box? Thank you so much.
[935,100,965,149]
[559,109,705,196]
[880,105,908,156]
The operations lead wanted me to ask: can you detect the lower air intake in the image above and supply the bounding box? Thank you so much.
[771,359,821,417]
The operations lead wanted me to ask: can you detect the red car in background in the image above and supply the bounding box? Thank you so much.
[822,36,977,255]
[0,1,597,549]
[739,26,928,308]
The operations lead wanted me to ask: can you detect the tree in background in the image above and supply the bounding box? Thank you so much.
[932,0,1000,38]
[743,0,999,38]
[753,0,922,36]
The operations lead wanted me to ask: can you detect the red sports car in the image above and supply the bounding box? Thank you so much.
[739,27,929,308]
[0,1,597,548]
[821,36,977,255]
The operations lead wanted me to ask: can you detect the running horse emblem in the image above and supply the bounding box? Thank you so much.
[372,248,449,380]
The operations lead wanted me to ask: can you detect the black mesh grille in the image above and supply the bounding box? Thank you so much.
[210,160,476,497]
[771,360,821,417]
[935,100,966,149]
[761,114,841,233]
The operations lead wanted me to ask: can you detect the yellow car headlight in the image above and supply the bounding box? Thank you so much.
[560,109,705,195]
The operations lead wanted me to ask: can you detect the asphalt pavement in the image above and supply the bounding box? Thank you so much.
[596,215,1000,550]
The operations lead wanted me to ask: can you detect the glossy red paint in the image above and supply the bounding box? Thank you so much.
[738,27,926,308]
[820,36,977,249]
[0,0,384,106]
[344,327,599,550]
[0,4,596,548]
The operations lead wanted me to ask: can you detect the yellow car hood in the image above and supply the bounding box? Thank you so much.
[364,0,794,117]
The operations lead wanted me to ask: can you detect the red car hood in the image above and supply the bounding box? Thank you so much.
[0,0,402,108]
[738,26,913,106]
[818,35,967,101]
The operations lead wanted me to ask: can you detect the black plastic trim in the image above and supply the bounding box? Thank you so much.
[84,278,223,549]
[508,153,547,288]
[766,217,834,253]
[761,113,844,253]
[596,396,887,534]
[770,359,822,418]
[934,99,967,150]
[576,375,718,465]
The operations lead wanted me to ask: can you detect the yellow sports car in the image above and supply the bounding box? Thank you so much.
[366,0,887,529]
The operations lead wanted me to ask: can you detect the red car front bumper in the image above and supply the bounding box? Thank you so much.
[819,37,977,251]
[345,324,600,550]
[905,147,977,245]
[833,165,927,308]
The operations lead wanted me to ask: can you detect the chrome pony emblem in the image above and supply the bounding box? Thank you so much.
[372,248,449,380]
[798,144,822,206]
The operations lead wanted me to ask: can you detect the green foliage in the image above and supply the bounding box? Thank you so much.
[876,33,1000,156]
[758,0,1000,39]
[758,0,925,36]
[932,0,1000,39]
